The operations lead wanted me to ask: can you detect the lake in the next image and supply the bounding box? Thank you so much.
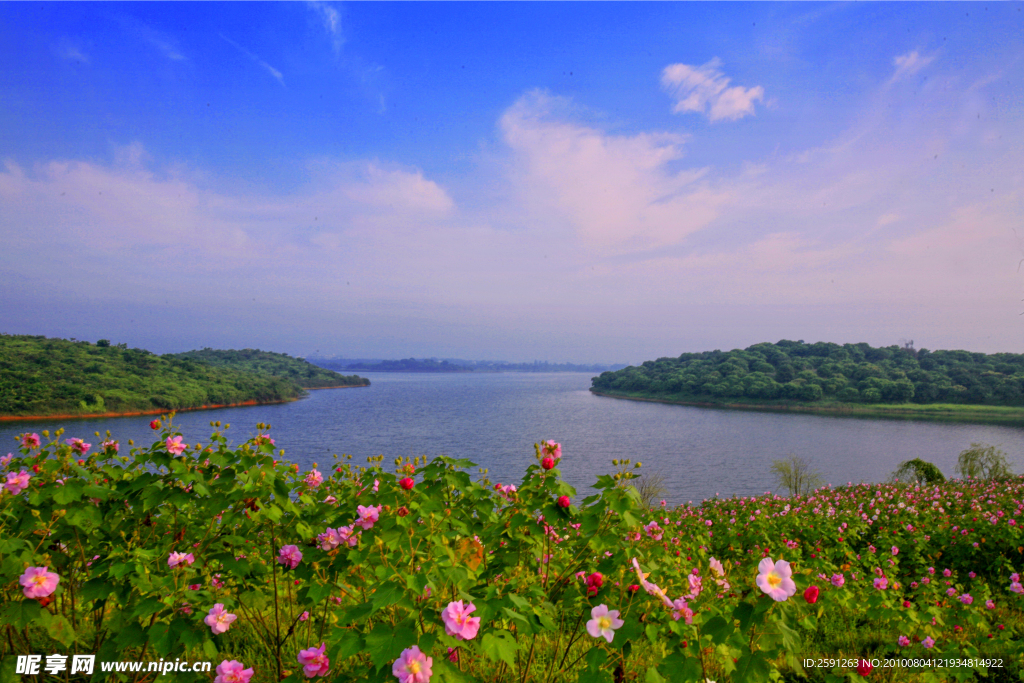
[4,372,1024,505]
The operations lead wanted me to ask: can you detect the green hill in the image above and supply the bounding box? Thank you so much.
[591,340,1024,421]
[0,335,366,419]
[168,348,369,389]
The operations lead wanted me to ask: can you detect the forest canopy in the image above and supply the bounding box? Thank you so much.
[167,348,369,389]
[0,336,367,418]
[590,340,1024,406]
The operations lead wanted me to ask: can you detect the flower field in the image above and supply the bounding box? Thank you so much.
[2,418,1023,683]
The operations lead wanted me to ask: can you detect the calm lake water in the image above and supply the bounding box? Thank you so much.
[4,372,1024,505]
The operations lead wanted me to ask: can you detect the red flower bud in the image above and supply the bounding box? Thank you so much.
[541,457,555,470]
[557,495,571,508]
[150,420,160,430]
[400,477,415,490]
[857,660,873,676]
[78,459,85,466]
[586,572,603,588]
[31,464,40,474]
[803,585,819,604]
[38,596,53,608]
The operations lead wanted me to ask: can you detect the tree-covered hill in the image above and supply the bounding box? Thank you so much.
[591,340,1024,407]
[168,348,369,389]
[0,335,365,418]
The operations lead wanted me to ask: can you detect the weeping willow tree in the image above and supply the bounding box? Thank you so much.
[890,458,946,485]
[955,443,1014,481]
[770,455,825,497]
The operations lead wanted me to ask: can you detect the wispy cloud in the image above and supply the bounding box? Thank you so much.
[114,14,186,61]
[889,49,936,83]
[220,34,284,86]
[308,1,344,55]
[661,58,765,122]
[57,41,90,64]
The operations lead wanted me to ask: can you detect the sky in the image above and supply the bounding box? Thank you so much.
[1,2,1022,364]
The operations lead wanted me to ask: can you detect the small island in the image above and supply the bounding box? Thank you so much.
[0,335,369,420]
[591,339,1024,423]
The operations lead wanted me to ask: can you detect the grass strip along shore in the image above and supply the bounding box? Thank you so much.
[2,420,1022,682]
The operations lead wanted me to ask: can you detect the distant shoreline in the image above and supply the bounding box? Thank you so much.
[589,389,1024,425]
[0,385,369,422]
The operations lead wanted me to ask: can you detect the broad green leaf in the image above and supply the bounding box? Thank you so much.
[645,667,667,683]
[480,631,518,667]
[364,620,417,671]
[46,615,76,648]
[370,580,404,613]
[731,650,770,683]
[702,615,733,645]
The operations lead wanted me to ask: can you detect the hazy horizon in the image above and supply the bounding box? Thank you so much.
[2,3,1022,364]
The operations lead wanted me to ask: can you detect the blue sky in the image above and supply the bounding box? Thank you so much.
[1,2,1022,363]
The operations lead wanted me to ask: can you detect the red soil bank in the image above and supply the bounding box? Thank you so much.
[0,384,369,422]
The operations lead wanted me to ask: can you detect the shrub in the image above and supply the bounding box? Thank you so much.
[890,458,946,485]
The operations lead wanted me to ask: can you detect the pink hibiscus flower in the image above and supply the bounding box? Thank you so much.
[20,566,59,599]
[392,645,432,683]
[586,604,624,643]
[756,557,796,602]
[214,660,254,683]
[204,604,237,634]
[441,601,481,641]
[297,642,330,678]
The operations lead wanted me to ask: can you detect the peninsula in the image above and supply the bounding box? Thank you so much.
[0,335,369,420]
[591,340,1024,423]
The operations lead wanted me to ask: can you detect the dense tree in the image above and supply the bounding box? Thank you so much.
[591,340,1024,407]
[0,335,368,418]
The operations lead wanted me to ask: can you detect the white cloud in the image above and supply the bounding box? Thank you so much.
[499,90,726,250]
[890,50,936,83]
[220,34,284,86]
[661,58,764,122]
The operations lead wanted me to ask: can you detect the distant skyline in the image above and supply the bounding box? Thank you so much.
[2,2,1022,364]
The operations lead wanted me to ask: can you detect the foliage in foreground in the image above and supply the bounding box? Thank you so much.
[591,339,1024,407]
[2,423,1024,683]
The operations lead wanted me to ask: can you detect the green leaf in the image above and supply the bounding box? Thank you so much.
[731,650,770,683]
[302,581,335,605]
[114,622,148,650]
[46,615,77,648]
[645,667,667,683]
[733,601,755,633]
[370,580,404,613]
[584,645,608,672]
[331,629,364,662]
[702,615,733,645]
[480,631,518,667]
[365,620,417,671]
[148,621,177,657]
[130,597,165,620]
[0,600,41,628]
[203,639,219,660]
